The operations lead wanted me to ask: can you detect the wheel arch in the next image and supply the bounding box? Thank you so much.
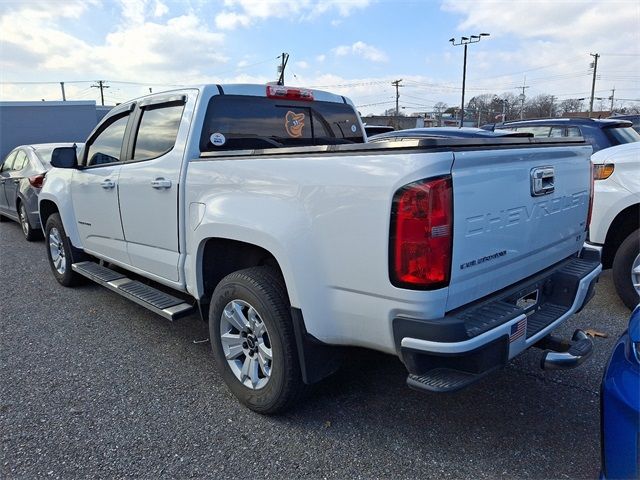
[39,199,60,230]
[196,237,291,320]
[602,203,640,268]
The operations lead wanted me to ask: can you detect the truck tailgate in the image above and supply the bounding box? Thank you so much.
[446,144,593,311]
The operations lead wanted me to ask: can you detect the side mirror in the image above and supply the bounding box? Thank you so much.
[51,146,78,169]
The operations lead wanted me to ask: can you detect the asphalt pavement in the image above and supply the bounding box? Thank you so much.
[0,220,631,479]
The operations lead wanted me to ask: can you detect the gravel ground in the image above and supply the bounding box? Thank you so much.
[0,220,630,479]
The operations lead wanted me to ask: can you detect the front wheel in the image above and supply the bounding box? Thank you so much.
[45,213,86,287]
[209,267,304,414]
[612,229,640,310]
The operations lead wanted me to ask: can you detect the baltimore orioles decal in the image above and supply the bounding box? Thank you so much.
[285,111,305,138]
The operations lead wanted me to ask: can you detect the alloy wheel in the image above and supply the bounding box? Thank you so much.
[48,227,66,274]
[219,299,273,390]
[19,205,29,237]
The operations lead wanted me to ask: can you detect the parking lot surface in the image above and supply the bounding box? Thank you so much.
[0,220,630,479]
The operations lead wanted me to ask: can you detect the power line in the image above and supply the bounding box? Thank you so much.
[355,100,395,108]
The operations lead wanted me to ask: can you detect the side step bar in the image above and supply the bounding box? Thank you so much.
[72,261,194,321]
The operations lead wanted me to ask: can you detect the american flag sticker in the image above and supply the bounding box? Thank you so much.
[509,318,527,343]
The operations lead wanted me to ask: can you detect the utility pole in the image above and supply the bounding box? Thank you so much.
[609,87,615,113]
[392,79,403,116]
[60,82,66,101]
[450,33,490,127]
[391,79,403,128]
[277,53,289,85]
[91,80,109,106]
[589,53,600,118]
[518,76,529,120]
[549,95,556,117]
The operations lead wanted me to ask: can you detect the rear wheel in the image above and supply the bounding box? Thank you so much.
[45,213,86,287]
[612,229,640,310]
[18,202,42,241]
[209,266,304,414]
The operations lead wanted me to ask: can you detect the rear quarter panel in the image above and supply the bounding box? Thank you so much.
[185,151,453,352]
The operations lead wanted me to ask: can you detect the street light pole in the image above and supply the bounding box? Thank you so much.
[450,33,490,127]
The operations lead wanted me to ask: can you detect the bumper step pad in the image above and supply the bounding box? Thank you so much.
[72,261,194,321]
[407,367,495,393]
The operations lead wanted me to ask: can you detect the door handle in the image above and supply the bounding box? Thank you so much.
[101,179,116,189]
[13,179,20,184]
[151,178,172,189]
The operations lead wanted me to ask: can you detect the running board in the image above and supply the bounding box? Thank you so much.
[72,261,194,321]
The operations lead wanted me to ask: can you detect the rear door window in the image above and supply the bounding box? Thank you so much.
[132,103,184,161]
[1,151,17,172]
[12,151,28,171]
[200,95,363,152]
[566,127,581,137]
[515,126,551,137]
[549,127,564,137]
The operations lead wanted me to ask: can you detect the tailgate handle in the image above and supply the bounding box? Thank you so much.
[530,166,555,196]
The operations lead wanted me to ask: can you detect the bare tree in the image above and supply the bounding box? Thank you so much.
[559,98,584,115]
[524,94,556,119]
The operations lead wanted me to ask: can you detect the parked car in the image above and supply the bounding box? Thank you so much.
[0,143,82,240]
[40,84,600,413]
[600,305,640,479]
[363,124,395,137]
[589,142,640,309]
[368,126,532,142]
[609,113,640,133]
[481,118,640,153]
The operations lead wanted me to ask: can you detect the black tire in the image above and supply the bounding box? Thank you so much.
[44,213,87,287]
[209,266,304,414]
[612,229,640,310]
[18,201,42,242]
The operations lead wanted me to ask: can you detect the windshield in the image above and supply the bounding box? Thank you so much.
[604,126,640,146]
[200,95,364,152]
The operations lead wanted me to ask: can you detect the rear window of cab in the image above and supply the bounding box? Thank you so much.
[199,95,364,152]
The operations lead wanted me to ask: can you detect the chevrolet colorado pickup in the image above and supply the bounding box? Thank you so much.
[40,84,601,413]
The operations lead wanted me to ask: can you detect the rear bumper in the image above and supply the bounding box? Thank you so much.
[396,244,602,376]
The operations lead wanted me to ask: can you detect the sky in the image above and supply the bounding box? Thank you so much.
[0,0,638,115]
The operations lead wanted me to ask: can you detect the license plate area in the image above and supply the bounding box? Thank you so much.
[505,281,548,316]
[516,289,539,315]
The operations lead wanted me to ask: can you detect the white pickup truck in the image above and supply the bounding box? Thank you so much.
[589,142,640,309]
[40,84,601,413]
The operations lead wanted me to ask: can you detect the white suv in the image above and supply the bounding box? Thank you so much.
[590,142,640,309]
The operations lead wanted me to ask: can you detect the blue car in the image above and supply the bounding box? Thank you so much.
[601,305,640,479]
[481,118,640,153]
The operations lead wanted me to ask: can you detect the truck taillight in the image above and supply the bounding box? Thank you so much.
[28,174,45,189]
[266,85,314,101]
[390,176,453,289]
